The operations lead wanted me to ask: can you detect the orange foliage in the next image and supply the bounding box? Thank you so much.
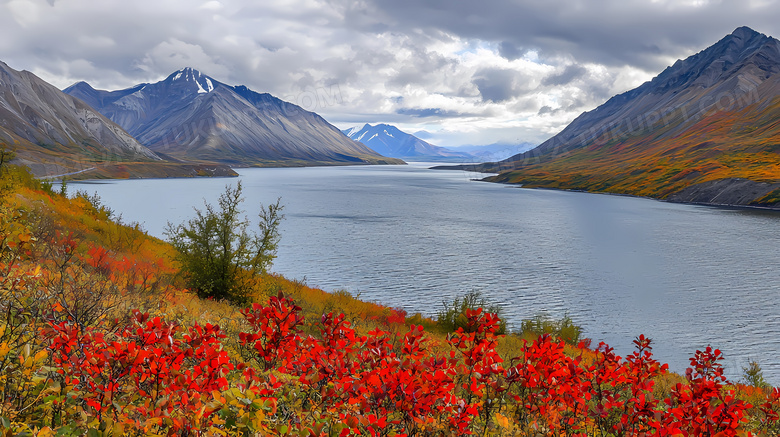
[1,175,779,436]
[492,98,780,204]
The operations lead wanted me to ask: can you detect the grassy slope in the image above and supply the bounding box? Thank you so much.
[490,99,780,205]
[3,132,239,179]
[1,166,776,435]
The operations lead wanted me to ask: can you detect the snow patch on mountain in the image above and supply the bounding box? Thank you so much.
[343,123,473,160]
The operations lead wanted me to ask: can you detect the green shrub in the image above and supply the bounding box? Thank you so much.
[741,360,769,389]
[519,313,583,345]
[436,290,506,334]
[73,190,114,219]
[0,149,58,199]
[165,181,283,304]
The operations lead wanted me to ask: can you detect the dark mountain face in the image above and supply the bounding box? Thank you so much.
[505,27,780,163]
[481,26,780,207]
[0,61,160,176]
[343,123,472,161]
[65,69,402,166]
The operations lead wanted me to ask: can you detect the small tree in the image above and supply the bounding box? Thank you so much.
[742,360,769,389]
[437,290,507,334]
[0,147,14,168]
[0,148,17,202]
[165,181,283,304]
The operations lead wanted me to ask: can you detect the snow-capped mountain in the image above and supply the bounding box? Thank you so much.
[452,142,537,161]
[65,69,403,166]
[343,124,472,161]
[169,67,215,94]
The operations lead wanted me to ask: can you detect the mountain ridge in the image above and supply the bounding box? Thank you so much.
[343,123,472,162]
[440,26,780,208]
[0,60,171,177]
[66,69,404,167]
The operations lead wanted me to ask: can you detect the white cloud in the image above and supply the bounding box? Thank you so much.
[136,39,231,80]
[0,0,778,147]
[77,35,116,49]
[199,1,223,11]
[6,0,41,28]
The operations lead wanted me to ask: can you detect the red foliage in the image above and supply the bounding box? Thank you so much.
[239,292,304,371]
[43,296,764,435]
[662,346,752,436]
[45,310,233,432]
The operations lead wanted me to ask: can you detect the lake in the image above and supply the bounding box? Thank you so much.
[71,163,780,383]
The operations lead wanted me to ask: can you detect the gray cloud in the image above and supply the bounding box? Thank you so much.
[1,0,779,147]
[396,107,479,118]
[473,68,523,102]
[341,0,780,71]
[542,65,587,86]
[498,41,523,60]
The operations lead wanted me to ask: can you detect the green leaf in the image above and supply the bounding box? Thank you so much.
[55,424,80,437]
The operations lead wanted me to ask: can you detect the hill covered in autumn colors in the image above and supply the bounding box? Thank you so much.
[0,61,239,179]
[2,161,780,436]
[446,27,780,208]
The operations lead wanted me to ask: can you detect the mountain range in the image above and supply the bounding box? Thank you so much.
[0,60,169,177]
[343,123,472,162]
[443,26,780,208]
[451,142,537,162]
[65,69,402,167]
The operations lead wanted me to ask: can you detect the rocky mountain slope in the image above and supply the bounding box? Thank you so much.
[453,27,780,208]
[66,69,403,167]
[343,123,472,162]
[0,60,163,177]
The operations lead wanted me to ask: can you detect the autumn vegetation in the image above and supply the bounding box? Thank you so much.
[3,156,780,436]
[489,99,780,205]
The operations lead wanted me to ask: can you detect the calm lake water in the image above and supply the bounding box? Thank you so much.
[72,163,780,383]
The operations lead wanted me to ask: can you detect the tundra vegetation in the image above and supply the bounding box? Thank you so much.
[1,154,779,436]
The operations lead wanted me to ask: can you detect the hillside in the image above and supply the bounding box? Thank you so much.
[0,61,155,176]
[1,161,777,436]
[0,60,239,179]
[65,69,404,167]
[343,123,472,162]
[460,27,780,208]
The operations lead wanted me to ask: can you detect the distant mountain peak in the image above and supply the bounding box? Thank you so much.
[344,124,367,137]
[169,67,201,78]
[63,69,401,166]
[165,67,215,94]
[731,26,762,40]
[67,80,93,89]
[343,123,472,161]
[720,25,772,53]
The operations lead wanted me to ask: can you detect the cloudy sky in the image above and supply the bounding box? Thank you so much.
[1,0,778,148]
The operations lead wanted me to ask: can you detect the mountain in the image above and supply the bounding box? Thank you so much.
[451,142,537,162]
[343,123,472,162]
[65,69,403,167]
[452,27,780,208]
[0,60,165,177]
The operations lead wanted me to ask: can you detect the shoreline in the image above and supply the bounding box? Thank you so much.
[476,177,780,213]
[41,159,409,182]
